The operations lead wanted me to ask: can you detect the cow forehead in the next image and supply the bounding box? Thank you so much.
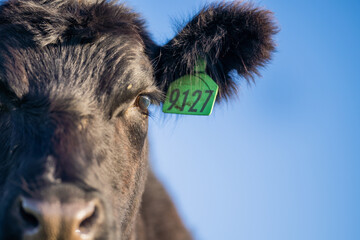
[0,0,146,47]
[0,0,155,100]
[1,39,152,96]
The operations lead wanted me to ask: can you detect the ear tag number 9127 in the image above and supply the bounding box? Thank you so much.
[162,60,218,116]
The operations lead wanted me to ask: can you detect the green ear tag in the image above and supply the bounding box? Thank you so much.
[162,59,218,116]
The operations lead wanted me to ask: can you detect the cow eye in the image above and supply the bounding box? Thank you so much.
[135,95,151,112]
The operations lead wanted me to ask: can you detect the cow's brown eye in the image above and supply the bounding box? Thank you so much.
[136,95,151,112]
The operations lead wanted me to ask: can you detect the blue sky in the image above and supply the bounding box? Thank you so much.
[127,0,360,239]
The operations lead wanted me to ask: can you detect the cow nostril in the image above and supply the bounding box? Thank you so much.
[19,200,39,230]
[78,204,99,234]
[16,196,103,238]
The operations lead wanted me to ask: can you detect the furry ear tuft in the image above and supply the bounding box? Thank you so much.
[153,2,278,100]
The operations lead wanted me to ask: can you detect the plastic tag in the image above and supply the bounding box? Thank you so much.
[162,60,218,116]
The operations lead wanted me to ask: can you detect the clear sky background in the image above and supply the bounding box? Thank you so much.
[126,0,360,239]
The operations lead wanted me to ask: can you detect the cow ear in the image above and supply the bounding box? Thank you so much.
[152,2,278,101]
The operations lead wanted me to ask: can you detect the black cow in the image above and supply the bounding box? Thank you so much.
[0,0,277,239]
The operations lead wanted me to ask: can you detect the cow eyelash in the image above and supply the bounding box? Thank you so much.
[113,90,163,118]
[135,90,163,105]
[138,90,163,106]
[134,91,163,116]
[135,95,152,112]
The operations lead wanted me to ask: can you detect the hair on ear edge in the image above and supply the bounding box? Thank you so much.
[153,1,279,101]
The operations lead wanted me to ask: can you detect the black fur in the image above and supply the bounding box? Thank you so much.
[0,0,147,46]
[153,2,278,99]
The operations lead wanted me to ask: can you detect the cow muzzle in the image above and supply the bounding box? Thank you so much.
[15,196,104,240]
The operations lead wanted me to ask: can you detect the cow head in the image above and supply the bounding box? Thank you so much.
[0,0,277,239]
